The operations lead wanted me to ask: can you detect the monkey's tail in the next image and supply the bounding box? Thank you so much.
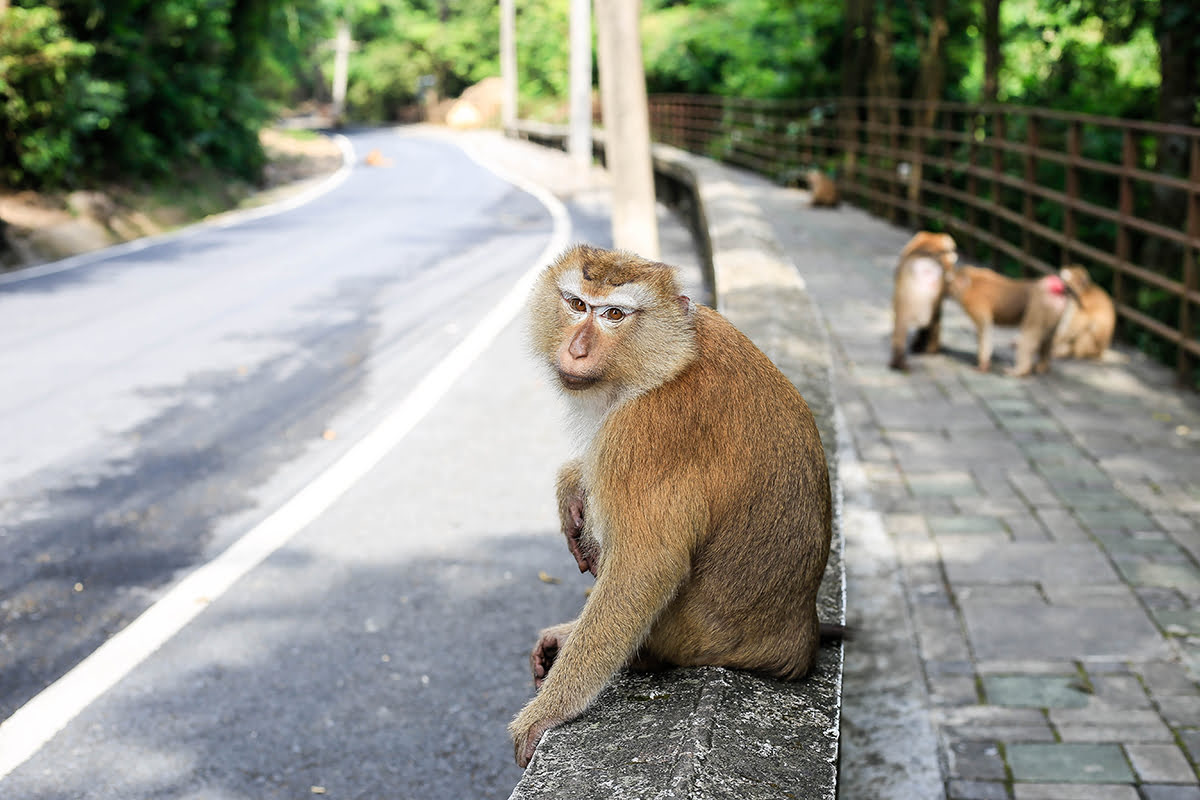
[819,622,853,643]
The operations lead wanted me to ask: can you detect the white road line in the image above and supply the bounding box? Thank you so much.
[0,134,356,287]
[0,137,571,780]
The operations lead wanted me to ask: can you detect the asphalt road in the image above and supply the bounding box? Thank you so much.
[0,128,613,798]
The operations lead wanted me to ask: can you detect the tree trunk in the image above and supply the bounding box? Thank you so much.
[983,0,1001,103]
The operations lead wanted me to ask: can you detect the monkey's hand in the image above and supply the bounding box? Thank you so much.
[530,621,576,687]
[509,711,563,768]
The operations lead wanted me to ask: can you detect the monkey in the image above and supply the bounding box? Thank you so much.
[888,231,958,371]
[1052,265,1115,360]
[364,148,393,167]
[946,265,1082,375]
[510,244,833,768]
[807,169,840,207]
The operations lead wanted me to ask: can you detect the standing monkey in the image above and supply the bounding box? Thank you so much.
[511,245,833,767]
[889,231,958,370]
[1052,265,1115,359]
[947,265,1081,375]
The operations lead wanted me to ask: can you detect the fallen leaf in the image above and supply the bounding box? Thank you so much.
[538,570,561,585]
[311,788,326,795]
[322,429,337,441]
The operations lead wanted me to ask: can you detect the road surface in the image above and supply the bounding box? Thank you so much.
[0,128,623,798]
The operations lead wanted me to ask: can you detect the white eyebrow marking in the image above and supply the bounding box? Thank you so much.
[557,272,655,310]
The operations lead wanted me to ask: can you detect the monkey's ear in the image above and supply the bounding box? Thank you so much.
[676,295,693,314]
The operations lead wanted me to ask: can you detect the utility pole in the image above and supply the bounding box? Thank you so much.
[568,0,593,168]
[595,0,659,258]
[500,0,517,129]
[331,17,351,124]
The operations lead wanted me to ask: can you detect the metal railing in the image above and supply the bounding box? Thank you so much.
[649,95,1200,386]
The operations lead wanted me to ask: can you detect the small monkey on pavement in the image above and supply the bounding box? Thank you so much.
[807,169,841,207]
[947,264,1083,376]
[1052,265,1115,360]
[510,245,834,768]
[889,231,958,371]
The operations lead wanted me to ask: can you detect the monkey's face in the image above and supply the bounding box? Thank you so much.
[529,246,698,400]
[553,273,647,391]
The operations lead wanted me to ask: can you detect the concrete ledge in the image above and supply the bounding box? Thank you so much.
[507,122,844,800]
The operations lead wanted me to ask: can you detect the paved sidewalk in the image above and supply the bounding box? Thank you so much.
[740,179,1200,799]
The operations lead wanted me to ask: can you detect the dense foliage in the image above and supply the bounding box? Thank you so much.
[2,1,1196,187]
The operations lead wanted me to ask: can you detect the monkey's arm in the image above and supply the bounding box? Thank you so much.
[508,497,699,767]
[556,460,596,575]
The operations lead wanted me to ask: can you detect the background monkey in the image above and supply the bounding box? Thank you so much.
[1052,265,1116,359]
[511,245,833,767]
[807,169,840,207]
[889,231,958,371]
[947,265,1082,375]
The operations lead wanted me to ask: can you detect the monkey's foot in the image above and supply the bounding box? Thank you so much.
[531,627,567,688]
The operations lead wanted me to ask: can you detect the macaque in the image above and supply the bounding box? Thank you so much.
[511,245,833,767]
[1052,265,1115,359]
[807,169,840,207]
[947,265,1081,375]
[364,148,393,167]
[889,231,958,371]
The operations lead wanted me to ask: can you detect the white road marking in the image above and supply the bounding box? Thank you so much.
[0,136,571,780]
[0,135,356,287]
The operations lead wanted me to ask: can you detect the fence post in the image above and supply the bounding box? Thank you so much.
[1181,136,1199,386]
[990,112,1006,271]
[1115,129,1135,322]
[967,112,979,253]
[1064,120,1081,266]
[1021,114,1039,277]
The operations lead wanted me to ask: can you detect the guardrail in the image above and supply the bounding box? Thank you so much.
[649,95,1200,387]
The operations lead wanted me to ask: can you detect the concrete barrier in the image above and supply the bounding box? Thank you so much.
[507,122,844,800]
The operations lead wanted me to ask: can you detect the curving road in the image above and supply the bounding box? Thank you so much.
[0,129,612,798]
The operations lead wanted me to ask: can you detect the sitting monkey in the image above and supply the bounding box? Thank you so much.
[1052,265,1115,359]
[510,245,835,767]
[807,169,840,207]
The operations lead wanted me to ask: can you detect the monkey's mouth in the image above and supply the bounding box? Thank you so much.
[557,369,600,390]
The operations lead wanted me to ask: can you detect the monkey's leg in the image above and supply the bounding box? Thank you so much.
[531,620,578,688]
[976,319,995,371]
[889,314,910,370]
[922,301,944,353]
[509,505,696,767]
[910,325,930,354]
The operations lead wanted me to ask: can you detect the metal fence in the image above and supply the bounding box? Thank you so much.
[649,95,1200,386]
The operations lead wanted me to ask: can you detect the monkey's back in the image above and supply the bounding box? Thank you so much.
[598,306,833,679]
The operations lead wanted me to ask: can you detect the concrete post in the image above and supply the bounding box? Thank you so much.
[568,0,593,168]
[331,18,350,123]
[500,0,517,129]
[595,0,659,258]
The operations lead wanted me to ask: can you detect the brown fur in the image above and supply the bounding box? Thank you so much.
[807,169,840,207]
[889,231,958,370]
[1052,266,1115,359]
[947,265,1084,375]
[511,245,833,767]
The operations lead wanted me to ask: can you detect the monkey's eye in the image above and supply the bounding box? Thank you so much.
[601,307,626,322]
[566,296,587,313]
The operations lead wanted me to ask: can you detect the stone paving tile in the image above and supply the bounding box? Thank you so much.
[1087,673,1151,708]
[948,779,1011,800]
[928,515,1010,536]
[1048,707,1174,742]
[941,539,1123,586]
[1012,784,1138,800]
[946,740,1008,780]
[1140,786,1200,800]
[1124,743,1198,783]
[1007,742,1134,783]
[982,675,1091,708]
[936,706,1057,741]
